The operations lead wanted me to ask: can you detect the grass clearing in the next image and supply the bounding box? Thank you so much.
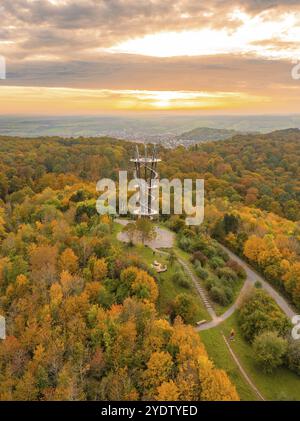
[157,258,210,322]
[200,327,258,401]
[200,313,300,401]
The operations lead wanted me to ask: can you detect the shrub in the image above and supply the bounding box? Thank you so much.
[178,236,193,252]
[204,277,215,291]
[191,251,208,266]
[226,259,246,279]
[253,331,288,373]
[200,245,217,258]
[238,290,291,342]
[204,277,234,307]
[216,267,238,282]
[178,277,191,289]
[216,247,230,262]
[195,266,209,280]
[210,286,229,306]
[167,216,185,232]
[286,339,300,376]
[210,256,225,269]
[172,272,190,289]
[224,286,234,303]
[182,228,196,238]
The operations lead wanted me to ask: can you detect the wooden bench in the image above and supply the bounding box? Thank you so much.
[196,320,207,326]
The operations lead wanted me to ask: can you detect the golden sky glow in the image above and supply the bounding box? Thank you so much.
[1,1,300,114]
[0,86,270,114]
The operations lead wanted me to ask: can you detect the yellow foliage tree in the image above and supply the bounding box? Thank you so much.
[156,380,179,401]
[283,262,300,305]
[60,248,78,274]
[143,351,173,390]
[199,356,239,401]
[50,283,63,307]
[132,270,158,303]
[60,270,74,295]
[29,244,58,284]
[92,258,108,281]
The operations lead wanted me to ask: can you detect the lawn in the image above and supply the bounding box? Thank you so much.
[200,313,300,401]
[200,327,258,401]
[156,256,210,322]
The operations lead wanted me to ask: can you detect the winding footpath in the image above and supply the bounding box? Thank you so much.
[115,219,297,332]
[115,219,297,400]
[196,243,297,331]
[222,333,265,401]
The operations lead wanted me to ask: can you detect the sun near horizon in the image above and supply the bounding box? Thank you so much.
[1,2,300,114]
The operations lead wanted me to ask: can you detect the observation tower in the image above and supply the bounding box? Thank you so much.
[130,144,161,217]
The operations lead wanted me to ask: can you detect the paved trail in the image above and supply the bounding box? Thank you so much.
[115,218,175,249]
[115,219,297,331]
[197,243,297,331]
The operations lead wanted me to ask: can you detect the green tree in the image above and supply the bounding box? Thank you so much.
[123,222,137,246]
[172,293,198,324]
[286,339,300,376]
[238,290,290,342]
[253,331,287,373]
[223,214,239,234]
[135,218,156,245]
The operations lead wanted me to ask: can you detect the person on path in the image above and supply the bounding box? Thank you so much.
[229,329,235,342]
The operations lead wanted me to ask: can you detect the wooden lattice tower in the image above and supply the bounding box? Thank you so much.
[130,144,161,217]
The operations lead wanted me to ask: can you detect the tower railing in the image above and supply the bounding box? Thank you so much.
[130,144,161,217]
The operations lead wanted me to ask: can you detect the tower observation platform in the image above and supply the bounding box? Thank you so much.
[130,145,161,217]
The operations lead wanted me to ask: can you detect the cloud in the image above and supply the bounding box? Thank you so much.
[1,0,300,61]
[241,1,300,12]
[1,0,300,114]
[4,54,298,93]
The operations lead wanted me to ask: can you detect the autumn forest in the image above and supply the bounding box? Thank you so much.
[0,129,299,401]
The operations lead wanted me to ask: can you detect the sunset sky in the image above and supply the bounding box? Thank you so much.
[1,0,300,114]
